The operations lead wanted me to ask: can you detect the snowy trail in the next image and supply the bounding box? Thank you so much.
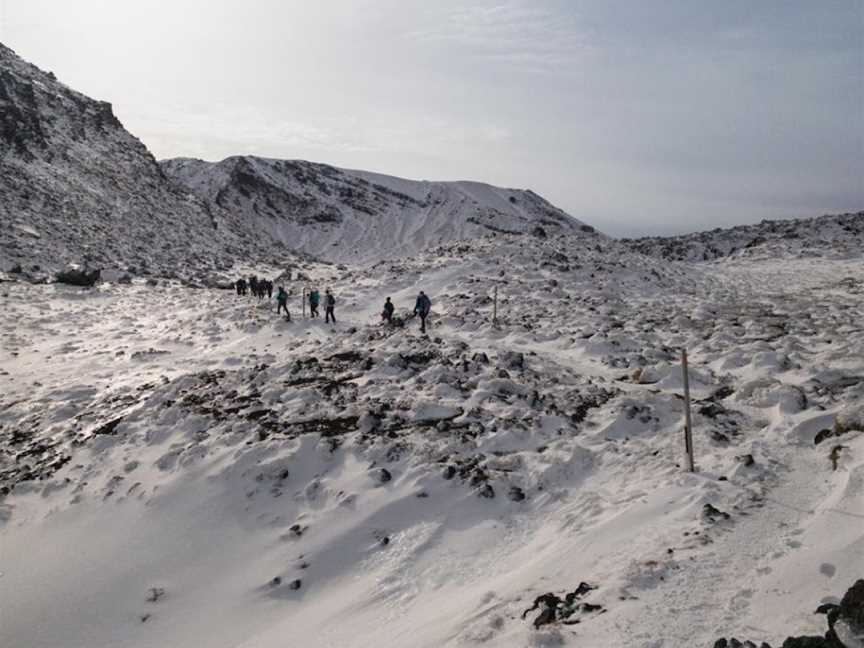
[612,427,864,647]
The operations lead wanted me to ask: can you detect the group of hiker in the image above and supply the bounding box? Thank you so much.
[233,276,432,333]
[235,276,273,299]
[381,291,432,332]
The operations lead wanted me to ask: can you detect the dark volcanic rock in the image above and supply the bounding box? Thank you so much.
[716,579,864,648]
[55,267,101,287]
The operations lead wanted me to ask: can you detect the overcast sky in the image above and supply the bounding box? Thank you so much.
[2,0,862,236]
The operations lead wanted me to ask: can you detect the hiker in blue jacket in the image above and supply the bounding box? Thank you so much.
[414,291,431,333]
[276,286,290,320]
[309,289,320,318]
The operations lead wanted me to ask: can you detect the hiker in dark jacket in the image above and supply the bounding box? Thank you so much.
[382,297,394,323]
[324,289,336,324]
[414,291,431,333]
[276,286,290,320]
[266,280,273,299]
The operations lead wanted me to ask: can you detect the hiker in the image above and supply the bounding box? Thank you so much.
[309,288,320,318]
[276,286,290,320]
[235,278,246,296]
[249,276,259,298]
[266,280,273,299]
[382,297,394,323]
[414,290,431,333]
[324,289,336,324]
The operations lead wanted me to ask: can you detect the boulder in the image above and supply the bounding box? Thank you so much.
[55,267,101,287]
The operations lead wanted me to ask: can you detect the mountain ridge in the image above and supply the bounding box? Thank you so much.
[1,41,596,279]
[160,154,596,264]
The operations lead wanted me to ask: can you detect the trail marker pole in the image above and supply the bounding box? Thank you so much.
[302,287,307,318]
[493,285,498,326]
[682,348,695,472]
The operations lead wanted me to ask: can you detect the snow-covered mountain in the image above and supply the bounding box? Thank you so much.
[161,155,596,263]
[1,40,594,278]
[624,211,864,262]
[0,43,302,281]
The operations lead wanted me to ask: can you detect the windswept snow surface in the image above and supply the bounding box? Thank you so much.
[160,155,594,264]
[2,233,863,648]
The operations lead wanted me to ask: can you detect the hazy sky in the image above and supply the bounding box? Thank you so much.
[2,0,862,236]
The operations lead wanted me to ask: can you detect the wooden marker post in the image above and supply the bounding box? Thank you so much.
[682,348,695,472]
[493,285,498,326]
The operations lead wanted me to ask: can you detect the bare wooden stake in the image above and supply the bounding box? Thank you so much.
[682,348,695,472]
[493,285,498,326]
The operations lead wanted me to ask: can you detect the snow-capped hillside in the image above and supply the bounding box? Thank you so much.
[0,41,597,279]
[624,211,864,262]
[2,231,862,647]
[0,43,296,281]
[161,155,596,263]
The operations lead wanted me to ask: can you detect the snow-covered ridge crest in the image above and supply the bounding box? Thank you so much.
[624,211,864,262]
[160,155,597,264]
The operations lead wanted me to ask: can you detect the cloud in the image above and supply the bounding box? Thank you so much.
[407,1,591,72]
[117,102,382,160]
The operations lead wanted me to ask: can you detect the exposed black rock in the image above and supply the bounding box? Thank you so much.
[716,579,864,648]
[522,583,603,630]
[55,268,101,287]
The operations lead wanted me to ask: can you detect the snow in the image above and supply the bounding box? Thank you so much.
[2,233,863,648]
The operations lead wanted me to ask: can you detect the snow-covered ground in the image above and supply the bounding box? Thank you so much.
[2,235,862,648]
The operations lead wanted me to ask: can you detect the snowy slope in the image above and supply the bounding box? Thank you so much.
[2,232,863,648]
[160,155,596,264]
[0,43,298,282]
[624,211,864,262]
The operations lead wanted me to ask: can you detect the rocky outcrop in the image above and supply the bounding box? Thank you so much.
[0,43,296,280]
[625,212,864,262]
[714,579,864,648]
